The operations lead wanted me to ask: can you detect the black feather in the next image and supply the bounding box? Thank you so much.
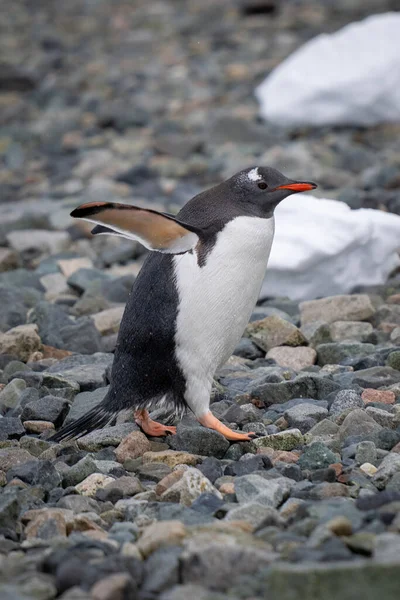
[49,404,116,443]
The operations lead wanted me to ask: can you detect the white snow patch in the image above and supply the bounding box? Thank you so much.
[256,12,400,127]
[262,195,400,301]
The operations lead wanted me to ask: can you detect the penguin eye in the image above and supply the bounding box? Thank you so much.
[257,182,268,190]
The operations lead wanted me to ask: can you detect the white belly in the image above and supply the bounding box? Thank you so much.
[173,215,275,415]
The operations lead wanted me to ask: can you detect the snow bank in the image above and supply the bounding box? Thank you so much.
[262,195,400,301]
[256,12,400,127]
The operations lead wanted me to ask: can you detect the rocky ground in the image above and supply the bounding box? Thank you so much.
[1,0,400,599]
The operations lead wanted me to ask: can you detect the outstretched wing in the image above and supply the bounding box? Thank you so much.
[70,201,199,254]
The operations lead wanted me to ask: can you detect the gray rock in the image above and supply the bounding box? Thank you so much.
[28,301,72,348]
[284,403,328,433]
[351,366,400,388]
[0,379,27,412]
[142,546,181,596]
[317,342,375,366]
[59,317,102,354]
[0,269,44,291]
[21,395,69,425]
[298,442,338,470]
[7,459,61,492]
[372,453,400,490]
[77,423,137,451]
[58,388,109,427]
[46,353,112,391]
[234,474,293,507]
[355,441,377,465]
[67,268,111,293]
[329,321,373,342]
[225,502,282,528]
[339,408,382,441]
[169,425,230,458]
[329,389,364,415]
[62,455,98,487]
[0,417,25,440]
[57,494,100,513]
[366,406,397,428]
[249,372,341,406]
[233,338,264,360]
[181,541,276,591]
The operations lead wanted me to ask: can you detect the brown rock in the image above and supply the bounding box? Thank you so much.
[271,450,299,464]
[266,346,316,370]
[41,345,73,360]
[58,257,94,277]
[23,508,74,539]
[91,573,136,600]
[246,315,306,352]
[0,247,20,272]
[219,482,235,495]
[23,420,55,434]
[0,448,37,471]
[387,294,400,304]
[115,431,151,463]
[362,388,395,405]
[92,306,125,335]
[300,294,375,325]
[137,520,186,557]
[142,450,202,468]
[0,324,42,361]
[326,516,352,536]
[155,470,185,496]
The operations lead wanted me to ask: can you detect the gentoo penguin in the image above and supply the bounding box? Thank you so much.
[51,166,316,443]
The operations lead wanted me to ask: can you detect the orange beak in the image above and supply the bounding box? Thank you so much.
[276,182,317,192]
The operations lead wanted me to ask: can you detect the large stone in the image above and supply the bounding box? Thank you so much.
[181,540,276,591]
[137,520,186,558]
[249,373,341,406]
[75,473,115,496]
[266,561,400,600]
[0,324,41,361]
[329,390,364,415]
[161,468,222,506]
[317,342,375,366]
[245,315,306,352]
[372,453,400,490]
[169,426,229,459]
[115,431,152,462]
[0,379,27,411]
[77,423,137,451]
[0,447,37,472]
[300,295,375,325]
[235,474,293,507]
[92,306,125,335]
[6,229,70,255]
[251,429,304,451]
[329,321,373,342]
[298,442,338,470]
[266,346,317,370]
[352,367,400,388]
[7,459,61,492]
[63,387,109,425]
[285,403,328,432]
[142,450,202,468]
[21,395,69,425]
[339,409,382,441]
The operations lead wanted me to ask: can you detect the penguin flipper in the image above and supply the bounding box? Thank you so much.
[71,201,199,254]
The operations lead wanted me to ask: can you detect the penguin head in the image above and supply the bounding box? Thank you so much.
[229,166,317,217]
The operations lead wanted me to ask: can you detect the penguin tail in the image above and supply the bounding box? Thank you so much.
[49,403,117,443]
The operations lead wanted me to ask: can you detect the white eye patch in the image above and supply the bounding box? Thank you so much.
[247,167,262,182]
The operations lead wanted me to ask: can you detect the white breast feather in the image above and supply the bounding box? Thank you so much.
[173,215,275,416]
